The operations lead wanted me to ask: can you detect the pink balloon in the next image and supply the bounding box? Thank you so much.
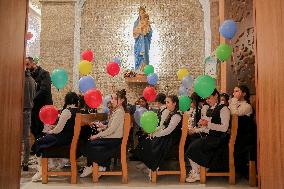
[143,87,157,102]
[106,62,120,77]
[82,50,94,62]
[26,32,33,40]
[39,105,58,125]
[84,89,103,108]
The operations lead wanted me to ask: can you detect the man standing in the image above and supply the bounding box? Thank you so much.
[25,57,53,140]
[22,66,36,171]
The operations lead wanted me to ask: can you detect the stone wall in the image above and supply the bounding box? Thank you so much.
[80,0,205,104]
[39,0,207,107]
[40,0,76,107]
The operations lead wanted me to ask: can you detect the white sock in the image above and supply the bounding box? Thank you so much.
[189,159,200,174]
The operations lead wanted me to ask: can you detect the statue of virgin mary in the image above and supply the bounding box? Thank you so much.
[133,6,152,72]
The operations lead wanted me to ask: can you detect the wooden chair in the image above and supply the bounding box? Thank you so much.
[92,113,131,183]
[249,160,257,186]
[150,113,189,183]
[41,113,108,184]
[200,114,238,184]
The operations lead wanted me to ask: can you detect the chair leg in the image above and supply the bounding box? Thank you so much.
[121,155,128,184]
[179,162,186,183]
[229,165,236,184]
[249,161,257,187]
[42,158,48,184]
[93,163,99,183]
[70,158,77,184]
[151,170,157,183]
[200,166,206,184]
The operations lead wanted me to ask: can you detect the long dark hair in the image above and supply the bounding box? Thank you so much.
[116,89,127,111]
[63,92,79,110]
[238,85,250,104]
[211,88,220,103]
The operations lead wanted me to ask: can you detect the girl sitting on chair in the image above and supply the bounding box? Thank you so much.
[79,89,127,178]
[185,89,230,183]
[134,95,182,178]
[31,92,79,182]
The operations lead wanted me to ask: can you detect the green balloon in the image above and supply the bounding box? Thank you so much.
[51,68,68,90]
[216,44,232,61]
[179,95,191,112]
[140,111,159,134]
[143,65,154,76]
[194,75,216,99]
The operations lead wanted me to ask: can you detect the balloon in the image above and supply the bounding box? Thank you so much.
[177,68,189,80]
[103,95,111,106]
[216,44,233,61]
[219,20,237,39]
[79,76,96,94]
[147,73,158,85]
[113,57,121,66]
[84,89,103,108]
[143,87,157,102]
[26,32,33,40]
[179,95,191,112]
[82,50,94,62]
[103,107,110,114]
[179,85,189,96]
[194,75,216,98]
[204,56,217,64]
[79,60,92,75]
[182,76,193,89]
[134,107,148,127]
[106,62,120,77]
[143,65,154,76]
[140,111,159,133]
[39,105,58,125]
[51,68,68,90]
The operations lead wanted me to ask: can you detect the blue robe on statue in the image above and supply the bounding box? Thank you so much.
[133,17,152,71]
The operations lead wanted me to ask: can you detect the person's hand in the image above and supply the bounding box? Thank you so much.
[96,122,106,129]
[188,127,195,134]
[89,135,97,141]
[199,119,208,127]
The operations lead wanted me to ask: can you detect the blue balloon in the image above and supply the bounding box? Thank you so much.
[103,107,110,114]
[179,85,189,96]
[134,107,148,127]
[79,76,96,94]
[219,20,237,39]
[113,57,121,66]
[147,73,158,85]
[103,95,111,107]
[182,76,193,90]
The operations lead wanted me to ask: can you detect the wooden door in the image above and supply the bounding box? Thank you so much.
[0,0,28,189]
[254,0,284,188]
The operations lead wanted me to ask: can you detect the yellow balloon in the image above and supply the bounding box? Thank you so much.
[79,60,92,75]
[177,68,189,80]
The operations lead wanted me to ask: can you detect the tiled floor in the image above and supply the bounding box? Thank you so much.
[20,157,256,189]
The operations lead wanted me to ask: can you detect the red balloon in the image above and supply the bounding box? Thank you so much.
[143,87,157,102]
[84,89,103,108]
[106,62,120,77]
[39,105,58,125]
[82,50,94,62]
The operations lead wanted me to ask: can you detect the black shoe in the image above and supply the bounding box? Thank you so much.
[22,164,29,171]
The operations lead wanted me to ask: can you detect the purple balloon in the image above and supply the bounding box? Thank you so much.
[134,107,148,127]
[79,76,96,94]
[182,76,193,89]
[179,85,189,96]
